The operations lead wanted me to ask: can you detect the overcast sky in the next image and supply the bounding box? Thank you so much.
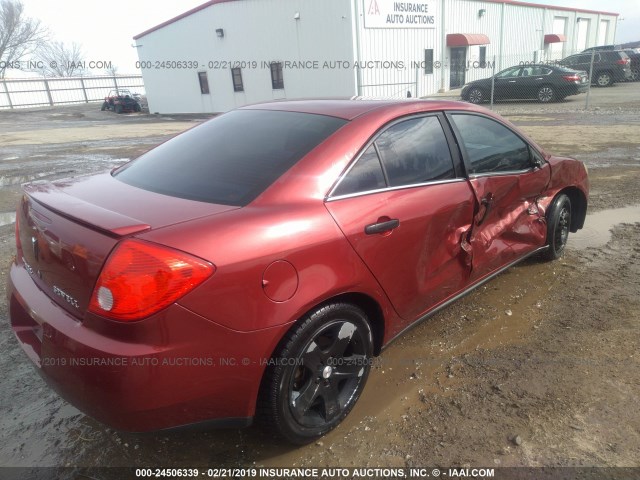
[17,0,640,76]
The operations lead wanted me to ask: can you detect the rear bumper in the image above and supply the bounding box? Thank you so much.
[8,261,288,432]
[560,83,589,96]
[613,68,632,82]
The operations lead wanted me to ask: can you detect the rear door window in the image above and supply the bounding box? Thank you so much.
[331,115,456,197]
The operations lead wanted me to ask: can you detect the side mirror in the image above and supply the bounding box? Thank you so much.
[532,155,545,169]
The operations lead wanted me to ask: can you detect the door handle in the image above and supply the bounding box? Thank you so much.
[365,219,399,235]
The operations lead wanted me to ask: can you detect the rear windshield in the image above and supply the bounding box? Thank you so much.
[114,109,347,206]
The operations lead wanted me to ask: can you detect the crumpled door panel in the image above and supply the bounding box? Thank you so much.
[466,165,550,281]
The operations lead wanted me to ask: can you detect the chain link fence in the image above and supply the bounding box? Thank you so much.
[0,75,145,109]
[426,48,638,112]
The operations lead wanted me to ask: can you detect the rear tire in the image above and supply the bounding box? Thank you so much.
[542,194,571,261]
[467,88,485,104]
[258,303,373,445]
[595,71,613,87]
[631,68,639,82]
[537,85,555,103]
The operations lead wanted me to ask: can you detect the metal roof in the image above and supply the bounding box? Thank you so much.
[133,0,618,40]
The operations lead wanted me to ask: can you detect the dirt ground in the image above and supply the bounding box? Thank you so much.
[0,83,639,474]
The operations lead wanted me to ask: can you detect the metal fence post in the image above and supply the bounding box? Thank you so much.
[1,79,12,109]
[113,75,119,94]
[490,55,496,109]
[585,50,595,110]
[43,79,54,106]
[79,77,89,103]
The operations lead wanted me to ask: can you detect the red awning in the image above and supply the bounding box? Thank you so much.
[544,34,566,44]
[446,34,491,47]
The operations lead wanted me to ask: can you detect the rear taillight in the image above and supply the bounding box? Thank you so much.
[562,74,580,82]
[89,239,215,321]
[616,58,630,65]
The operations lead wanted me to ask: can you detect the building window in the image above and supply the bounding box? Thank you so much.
[231,68,244,92]
[198,72,210,94]
[424,49,434,74]
[270,62,284,89]
[479,46,487,67]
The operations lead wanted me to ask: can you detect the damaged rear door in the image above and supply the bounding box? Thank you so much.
[446,113,551,282]
[325,114,475,325]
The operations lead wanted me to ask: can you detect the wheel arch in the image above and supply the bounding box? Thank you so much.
[552,186,587,232]
[267,292,386,360]
[324,292,386,355]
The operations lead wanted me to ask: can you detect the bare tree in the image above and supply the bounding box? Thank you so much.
[105,64,119,76]
[33,40,86,77]
[0,0,47,77]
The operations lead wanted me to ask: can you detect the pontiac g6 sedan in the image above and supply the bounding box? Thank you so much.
[9,99,588,444]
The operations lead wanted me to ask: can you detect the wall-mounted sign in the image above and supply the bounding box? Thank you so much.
[364,0,438,29]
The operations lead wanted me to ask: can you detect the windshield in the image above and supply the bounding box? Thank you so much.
[115,109,347,206]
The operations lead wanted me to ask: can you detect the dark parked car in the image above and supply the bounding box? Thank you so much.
[9,99,588,444]
[461,64,589,104]
[101,89,141,113]
[558,50,632,86]
[582,45,618,52]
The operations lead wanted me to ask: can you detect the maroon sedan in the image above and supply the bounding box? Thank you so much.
[8,99,588,444]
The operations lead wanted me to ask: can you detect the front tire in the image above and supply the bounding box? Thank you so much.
[467,88,485,104]
[543,194,571,261]
[258,303,373,444]
[115,104,123,114]
[100,102,108,111]
[537,85,555,103]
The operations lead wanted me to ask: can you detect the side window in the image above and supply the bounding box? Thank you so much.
[270,62,284,89]
[332,116,456,196]
[376,116,455,186]
[496,67,521,78]
[231,68,244,92]
[197,72,210,94]
[536,66,552,75]
[450,114,531,174]
[332,145,385,197]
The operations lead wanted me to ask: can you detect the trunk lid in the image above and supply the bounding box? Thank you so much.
[17,174,238,319]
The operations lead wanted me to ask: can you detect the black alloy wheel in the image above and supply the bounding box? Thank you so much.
[259,303,373,444]
[543,194,572,261]
[537,85,555,103]
[467,88,484,104]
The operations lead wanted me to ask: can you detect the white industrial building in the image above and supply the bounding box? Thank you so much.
[133,0,618,113]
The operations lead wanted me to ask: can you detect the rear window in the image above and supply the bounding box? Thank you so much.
[115,109,347,206]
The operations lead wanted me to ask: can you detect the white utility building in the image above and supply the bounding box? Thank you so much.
[134,0,618,113]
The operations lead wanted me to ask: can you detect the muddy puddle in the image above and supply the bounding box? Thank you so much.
[571,204,640,249]
[0,212,16,227]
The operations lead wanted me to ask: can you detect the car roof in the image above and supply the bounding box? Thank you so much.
[239,98,480,121]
